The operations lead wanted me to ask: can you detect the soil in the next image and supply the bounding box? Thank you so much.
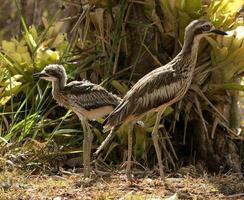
[0,167,243,200]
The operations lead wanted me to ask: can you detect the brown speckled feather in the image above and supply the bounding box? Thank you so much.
[36,64,122,121]
[104,20,218,128]
[104,53,193,128]
[62,80,121,110]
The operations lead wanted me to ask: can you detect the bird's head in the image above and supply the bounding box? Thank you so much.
[182,19,227,53]
[185,19,227,40]
[33,64,66,82]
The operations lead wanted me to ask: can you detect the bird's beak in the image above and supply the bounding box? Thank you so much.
[32,72,48,80]
[209,29,227,35]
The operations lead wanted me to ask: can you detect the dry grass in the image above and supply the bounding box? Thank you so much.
[0,167,243,200]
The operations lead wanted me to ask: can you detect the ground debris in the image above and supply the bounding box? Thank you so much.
[0,168,243,200]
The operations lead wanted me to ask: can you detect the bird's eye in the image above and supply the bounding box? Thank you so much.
[202,24,211,31]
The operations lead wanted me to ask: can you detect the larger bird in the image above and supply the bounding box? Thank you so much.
[33,64,121,178]
[100,19,227,179]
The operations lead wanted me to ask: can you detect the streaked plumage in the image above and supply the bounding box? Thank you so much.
[101,19,227,180]
[55,80,121,120]
[104,57,192,127]
[33,64,121,178]
[33,65,121,120]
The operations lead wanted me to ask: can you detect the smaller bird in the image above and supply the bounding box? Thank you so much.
[33,64,121,177]
[101,19,227,180]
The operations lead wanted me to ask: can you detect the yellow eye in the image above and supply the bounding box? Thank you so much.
[202,24,211,31]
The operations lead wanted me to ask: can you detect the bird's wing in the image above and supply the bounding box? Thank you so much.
[62,80,121,110]
[104,66,184,127]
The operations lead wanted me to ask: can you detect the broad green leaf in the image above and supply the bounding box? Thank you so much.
[111,80,127,94]
[2,40,15,52]
[184,0,201,17]
[0,96,11,106]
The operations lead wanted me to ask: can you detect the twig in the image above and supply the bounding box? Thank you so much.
[225,193,244,198]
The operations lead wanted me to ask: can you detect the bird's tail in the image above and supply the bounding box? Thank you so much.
[103,100,131,131]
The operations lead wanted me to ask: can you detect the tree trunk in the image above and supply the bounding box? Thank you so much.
[191,120,241,173]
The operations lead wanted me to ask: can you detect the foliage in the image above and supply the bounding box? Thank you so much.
[0,0,244,172]
[207,26,244,82]
[0,1,71,146]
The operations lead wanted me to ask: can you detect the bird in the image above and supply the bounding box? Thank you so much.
[100,19,227,180]
[33,64,121,178]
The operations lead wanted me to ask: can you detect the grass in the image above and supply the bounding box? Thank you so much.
[0,166,243,200]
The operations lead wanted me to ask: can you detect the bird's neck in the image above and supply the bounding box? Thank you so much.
[51,78,66,99]
[181,34,202,67]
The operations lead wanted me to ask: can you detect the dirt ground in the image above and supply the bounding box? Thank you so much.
[0,166,243,200]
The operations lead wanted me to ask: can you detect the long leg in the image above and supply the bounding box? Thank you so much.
[126,123,134,180]
[81,120,88,177]
[152,108,165,180]
[85,120,93,175]
[81,119,93,178]
[93,127,116,159]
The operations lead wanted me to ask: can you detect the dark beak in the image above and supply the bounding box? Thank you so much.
[210,29,227,35]
[32,72,48,80]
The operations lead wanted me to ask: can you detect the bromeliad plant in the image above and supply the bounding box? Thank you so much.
[0,24,68,106]
[0,9,70,144]
[205,26,244,131]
